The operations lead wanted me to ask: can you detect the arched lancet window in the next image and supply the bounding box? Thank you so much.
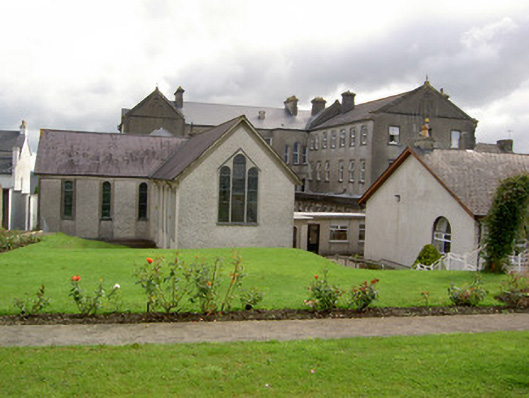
[62,180,74,219]
[218,154,259,224]
[218,166,231,222]
[138,182,148,219]
[433,217,451,253]
[101,181,112,219]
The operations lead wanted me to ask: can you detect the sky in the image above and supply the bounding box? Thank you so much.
[1,0,529,153]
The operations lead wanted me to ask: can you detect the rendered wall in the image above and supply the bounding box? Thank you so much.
[364,156,478,267]
[165,125,295,249]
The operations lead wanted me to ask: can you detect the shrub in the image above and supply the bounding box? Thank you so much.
[13,284,50,315]
[0,230,41,253]
[304,269,342,311]
[350,279,379,310]
[413,244,441,268]
[135,256,190,313]
[239,288,264,310]
[447,274,488,306]
[69,275,122,315]
[496,271,529,308]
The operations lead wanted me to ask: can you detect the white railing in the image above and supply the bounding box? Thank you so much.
[416,246,528,272]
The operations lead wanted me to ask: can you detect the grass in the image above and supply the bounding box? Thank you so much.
[0,331,528,397]
[0,233,508,314]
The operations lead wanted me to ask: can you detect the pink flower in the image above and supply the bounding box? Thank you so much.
[310,369,316,374]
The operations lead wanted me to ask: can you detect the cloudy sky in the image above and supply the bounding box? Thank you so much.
[1,0,529,152]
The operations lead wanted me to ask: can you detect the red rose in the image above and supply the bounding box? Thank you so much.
[71,275,81,282]
[314,275,318,280]
[146,257,153,264]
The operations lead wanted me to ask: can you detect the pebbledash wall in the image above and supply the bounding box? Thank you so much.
[363,155,478,266]
[152,124,296,249]
[39,177,152,240]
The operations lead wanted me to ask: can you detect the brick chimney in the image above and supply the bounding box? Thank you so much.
[311,97,326,116]
[341,91,356,113]
[284,95,298,116]
[174,86,185,108]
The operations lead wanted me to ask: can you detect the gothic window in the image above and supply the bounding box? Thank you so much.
[218,154,259,224]
[138,182,148,219]
[349,127,356,147]
[101,181,112,219]
[62,180,74,219]
[433,217,451,253]
[339,129,346,147]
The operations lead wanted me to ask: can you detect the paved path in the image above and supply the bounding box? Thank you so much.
[0,313,528,347]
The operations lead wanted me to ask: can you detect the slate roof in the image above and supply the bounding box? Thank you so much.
[151,117,241,180]
[35,130,186,178]
[0,130,24,175]
[360,147,529,218]
[418,149,529,217]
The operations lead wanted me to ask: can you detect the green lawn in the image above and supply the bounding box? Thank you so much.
[0,233,508,314]
[1,331,528,397]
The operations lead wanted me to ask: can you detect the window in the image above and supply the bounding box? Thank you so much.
[389,126,400,145]
[322,132,328,149]
[433,217,451,253]
[359,160,366,183]
[316,162,322,181]
[360,125,368,145]
[331,131,337,148]
[348,161,355,182]
[138,182,148,219]
[308,162,313,180]
[314,134,319,150]
[349,127,356,147]
[293,142,300,164]
[451,130,461,148]
[324,161,330,182]
[62,180,74,219]
[309,136,314,150]
[330,225,348,242]
[218,154,259,224]
[301,146,308,164]
[339,129,346,147]
[358,223,366,242]
[284,145,290,164]
[101,181,111,219]
[338,161,344,182]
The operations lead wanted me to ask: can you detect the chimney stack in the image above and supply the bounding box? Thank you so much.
[284,95,298,116]
[19,120,27,136]
[341,91,356,113]
[311,97,326,116]
[174,86,185,108]
[258,110,266,120]
[497,139,513,153]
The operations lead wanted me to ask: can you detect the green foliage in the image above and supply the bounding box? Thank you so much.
[304,269,343,310]
[13,284,50,315]
[0,230,40,253]
[69,276,122,315]
[447,274,488,306]
[350,279,380,310]
[483,174,529,272]
[134,256,190,313]
[413,244,441,267]
[239,287,264,310]
[496,272,529,308]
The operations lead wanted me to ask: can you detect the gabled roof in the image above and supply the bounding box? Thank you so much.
[0,130,23,152]
[151,115,301,184]
[35,130,186,178]
[360,147,529,218]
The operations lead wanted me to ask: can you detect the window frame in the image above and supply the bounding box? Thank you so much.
[322,131,328,149]
[61,179,75,220]
[358,223,366,242]
[348,160,355,183]
[338,160,344,182]
[349,127,356,147]
[316,162,322,181]
[101,181,112,220]
[359,159,366,183]
[330,225,348,242]
[283,145,290,164]
[432,217,452,254]
[360,125,368,145]
[451,130,461,149]
[138,182,148,220]
[324,161,330,182]
[330,131,337,149]
[339,129,346,147]
[293,142,300,164]
[389,125,400,145]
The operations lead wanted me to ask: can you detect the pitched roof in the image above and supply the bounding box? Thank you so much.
[0,130,22,152]
[360,147,529,218]
[151,116,241,180]
[35,130,186,178]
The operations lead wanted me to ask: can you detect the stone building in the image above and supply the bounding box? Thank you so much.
[35,116,299,249]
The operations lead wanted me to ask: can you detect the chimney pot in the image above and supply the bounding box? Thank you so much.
[174,86,185,108]
[284,95,298,116]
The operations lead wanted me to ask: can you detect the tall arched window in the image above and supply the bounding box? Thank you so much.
[433,217,451,253]
[138,182,148,219]
[62,180,74,219]
[218,154,259,224]
[101,181,112,219]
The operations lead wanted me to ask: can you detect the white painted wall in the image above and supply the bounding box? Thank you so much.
[364,156,478,267]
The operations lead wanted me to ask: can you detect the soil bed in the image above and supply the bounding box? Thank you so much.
[1,305,528,326]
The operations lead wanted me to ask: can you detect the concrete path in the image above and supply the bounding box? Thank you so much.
[1,313,528,347]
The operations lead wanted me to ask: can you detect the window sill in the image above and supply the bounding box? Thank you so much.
[329,240,349,244]
[100,217,112,221]
[217,222,259,227]
[388,142,400,146]
[137,218,149,222]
